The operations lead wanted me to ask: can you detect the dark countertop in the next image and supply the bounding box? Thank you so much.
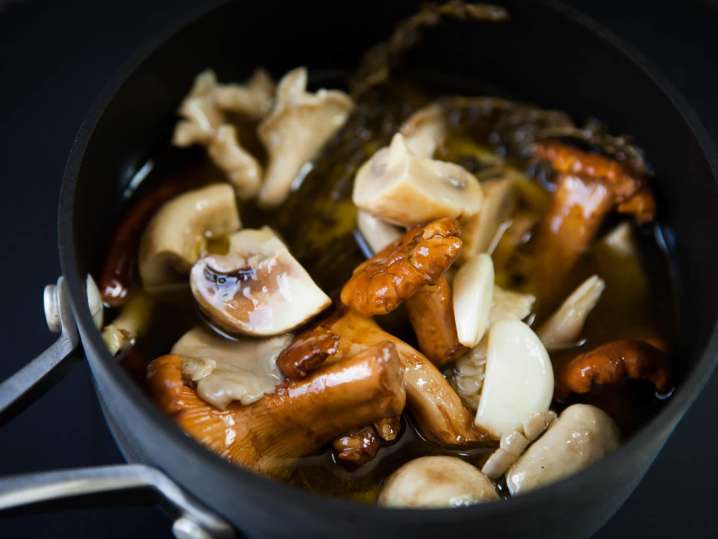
[0,1,716,537]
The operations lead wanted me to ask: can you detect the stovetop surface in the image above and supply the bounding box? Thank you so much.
[0,1,716,537]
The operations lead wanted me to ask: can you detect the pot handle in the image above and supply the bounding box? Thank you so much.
[0,277,79,422]
[0,464,235,539]
[0,277,236,539]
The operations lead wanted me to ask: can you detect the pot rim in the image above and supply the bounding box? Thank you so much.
[57,0,718,526]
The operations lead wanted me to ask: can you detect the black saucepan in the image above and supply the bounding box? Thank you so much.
[1,1,717,538]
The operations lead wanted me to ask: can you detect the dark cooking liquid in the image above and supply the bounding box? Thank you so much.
[109,77,678,503]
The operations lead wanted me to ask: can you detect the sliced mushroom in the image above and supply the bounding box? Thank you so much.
[101,291,153,356]
[453,254,494,348]
[147,342,405,475]
[399,103,447,158]
[459,175,518,263]
[257,67,353,208]
[207,125,263,199]
[538,275,605,351]
[356,210,402,254]
[353,133,483,227]
[475,320,554,438]
[506,404,620,495]
[172,326,291,408]
[213,68,275,120]
[138,183,241,291]
[481,410,556,480]
[378,456,498,508]
[190,227,330,337]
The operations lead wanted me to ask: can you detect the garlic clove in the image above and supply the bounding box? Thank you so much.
[475,320,554,438]
[453,254,494,347]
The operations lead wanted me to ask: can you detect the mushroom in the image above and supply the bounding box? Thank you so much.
[212,68,275,120]
[341,218,462,317]
[172,326,292,409]
[529,141,649,303]
[325,309,486,445]
[481,410,557,480]
[333,426,381,464]
[406,274,465,366]
[458,174,518,263]
[398,103,447,158]
[190,227,331,337]
[207,125,263,199]
[352,133,483,227]
[489,285,535,325]
[138,183,241,291]
[475,320,554,438]
[275,326,340,380]
[453,253,494,348]
[356,210,402,254]
[172,69,273,199]
[378,456,498,508]
[173,70,223,147]
[506,404,620,495]
[101,290,153,356]
[538,275,605,351]
[147,342,406,475]
[99,178,194,306]
[257,67,354,208]
[557,339,671,399]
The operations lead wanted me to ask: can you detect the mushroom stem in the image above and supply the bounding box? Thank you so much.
[101,291,154,356]
[406,275,465,366]
[326,310,486,445]
[147,342,406,475]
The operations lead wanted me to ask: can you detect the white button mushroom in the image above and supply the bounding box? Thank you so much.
[138,183,241,292]
[506,404,620,495]
[172,326,292,409]
[190,227,331,337]
[378,456,498,508]
[398,103,447,158]
[356,210,402,254]
[459,174,518,263]
[453,253,494,348]
[538,275,605,351]
[353,134,483,227]
[257,67,354,208]
[475,320,554,438]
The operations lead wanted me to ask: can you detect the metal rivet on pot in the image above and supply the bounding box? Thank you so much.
[172,516,214,539]
[43,284,60,334]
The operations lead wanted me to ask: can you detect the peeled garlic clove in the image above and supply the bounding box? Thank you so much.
[475,320,554,438]
[453,254,494,348]
[378,456,498,508]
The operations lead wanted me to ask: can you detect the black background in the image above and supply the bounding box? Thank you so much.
[0,1,716,537]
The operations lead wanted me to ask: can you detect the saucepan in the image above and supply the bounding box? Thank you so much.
[0,1,717,538]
